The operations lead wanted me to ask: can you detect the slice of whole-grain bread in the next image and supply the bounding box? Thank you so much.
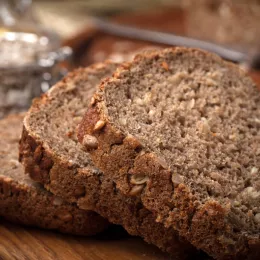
[0,113,108,235]
[78,48,260,259]
[19,62,204,259]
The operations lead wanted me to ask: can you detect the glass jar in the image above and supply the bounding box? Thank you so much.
[0,0,72,118]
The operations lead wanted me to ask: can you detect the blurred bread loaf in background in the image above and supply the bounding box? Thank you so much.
[184,0,260,51]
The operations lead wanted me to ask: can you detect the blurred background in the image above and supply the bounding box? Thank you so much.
[33,0,181,37]
[1,0,260,118]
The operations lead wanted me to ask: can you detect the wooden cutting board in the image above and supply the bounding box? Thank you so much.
[0,220,169,260]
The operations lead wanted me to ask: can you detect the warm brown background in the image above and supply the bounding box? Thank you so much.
[33,0,181,37]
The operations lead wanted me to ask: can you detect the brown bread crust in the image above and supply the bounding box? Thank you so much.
[19,63,203,259]
[77,48,260,259]
[0,114,108,235]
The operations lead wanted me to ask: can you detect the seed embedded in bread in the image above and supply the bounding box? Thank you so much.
[83,134,98,149]
[128,185,144,196]
[161,61,169,71]
[171,173,183,186]
[255,213,260,224]
[251,167,258,175]
[90,96,96,106]
[53,197,63,206]
[56,211,73,222]
[93,120,106,131]
[74,186,86,197]
[156,156,169,169]
[130,174,149,185]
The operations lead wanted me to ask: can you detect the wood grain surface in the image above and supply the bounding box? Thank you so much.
[0,220,169,260]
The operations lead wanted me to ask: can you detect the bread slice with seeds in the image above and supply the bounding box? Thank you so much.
[78,48,260,259]
[19,63,202,259]
[0,113,108,235]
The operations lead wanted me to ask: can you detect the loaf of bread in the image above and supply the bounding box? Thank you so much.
[0,114,108,235]
[184,0,260,50]
[19,62,203,258]
[78,48,260,259]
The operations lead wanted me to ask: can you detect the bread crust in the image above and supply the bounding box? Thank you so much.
[77,48,260,259]
[19,63,201,259]
[0,114,108,235]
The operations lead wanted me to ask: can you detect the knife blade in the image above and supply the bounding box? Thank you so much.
[91,16,260,70]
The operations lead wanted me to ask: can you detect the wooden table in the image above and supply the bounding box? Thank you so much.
[0,220,169,260]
